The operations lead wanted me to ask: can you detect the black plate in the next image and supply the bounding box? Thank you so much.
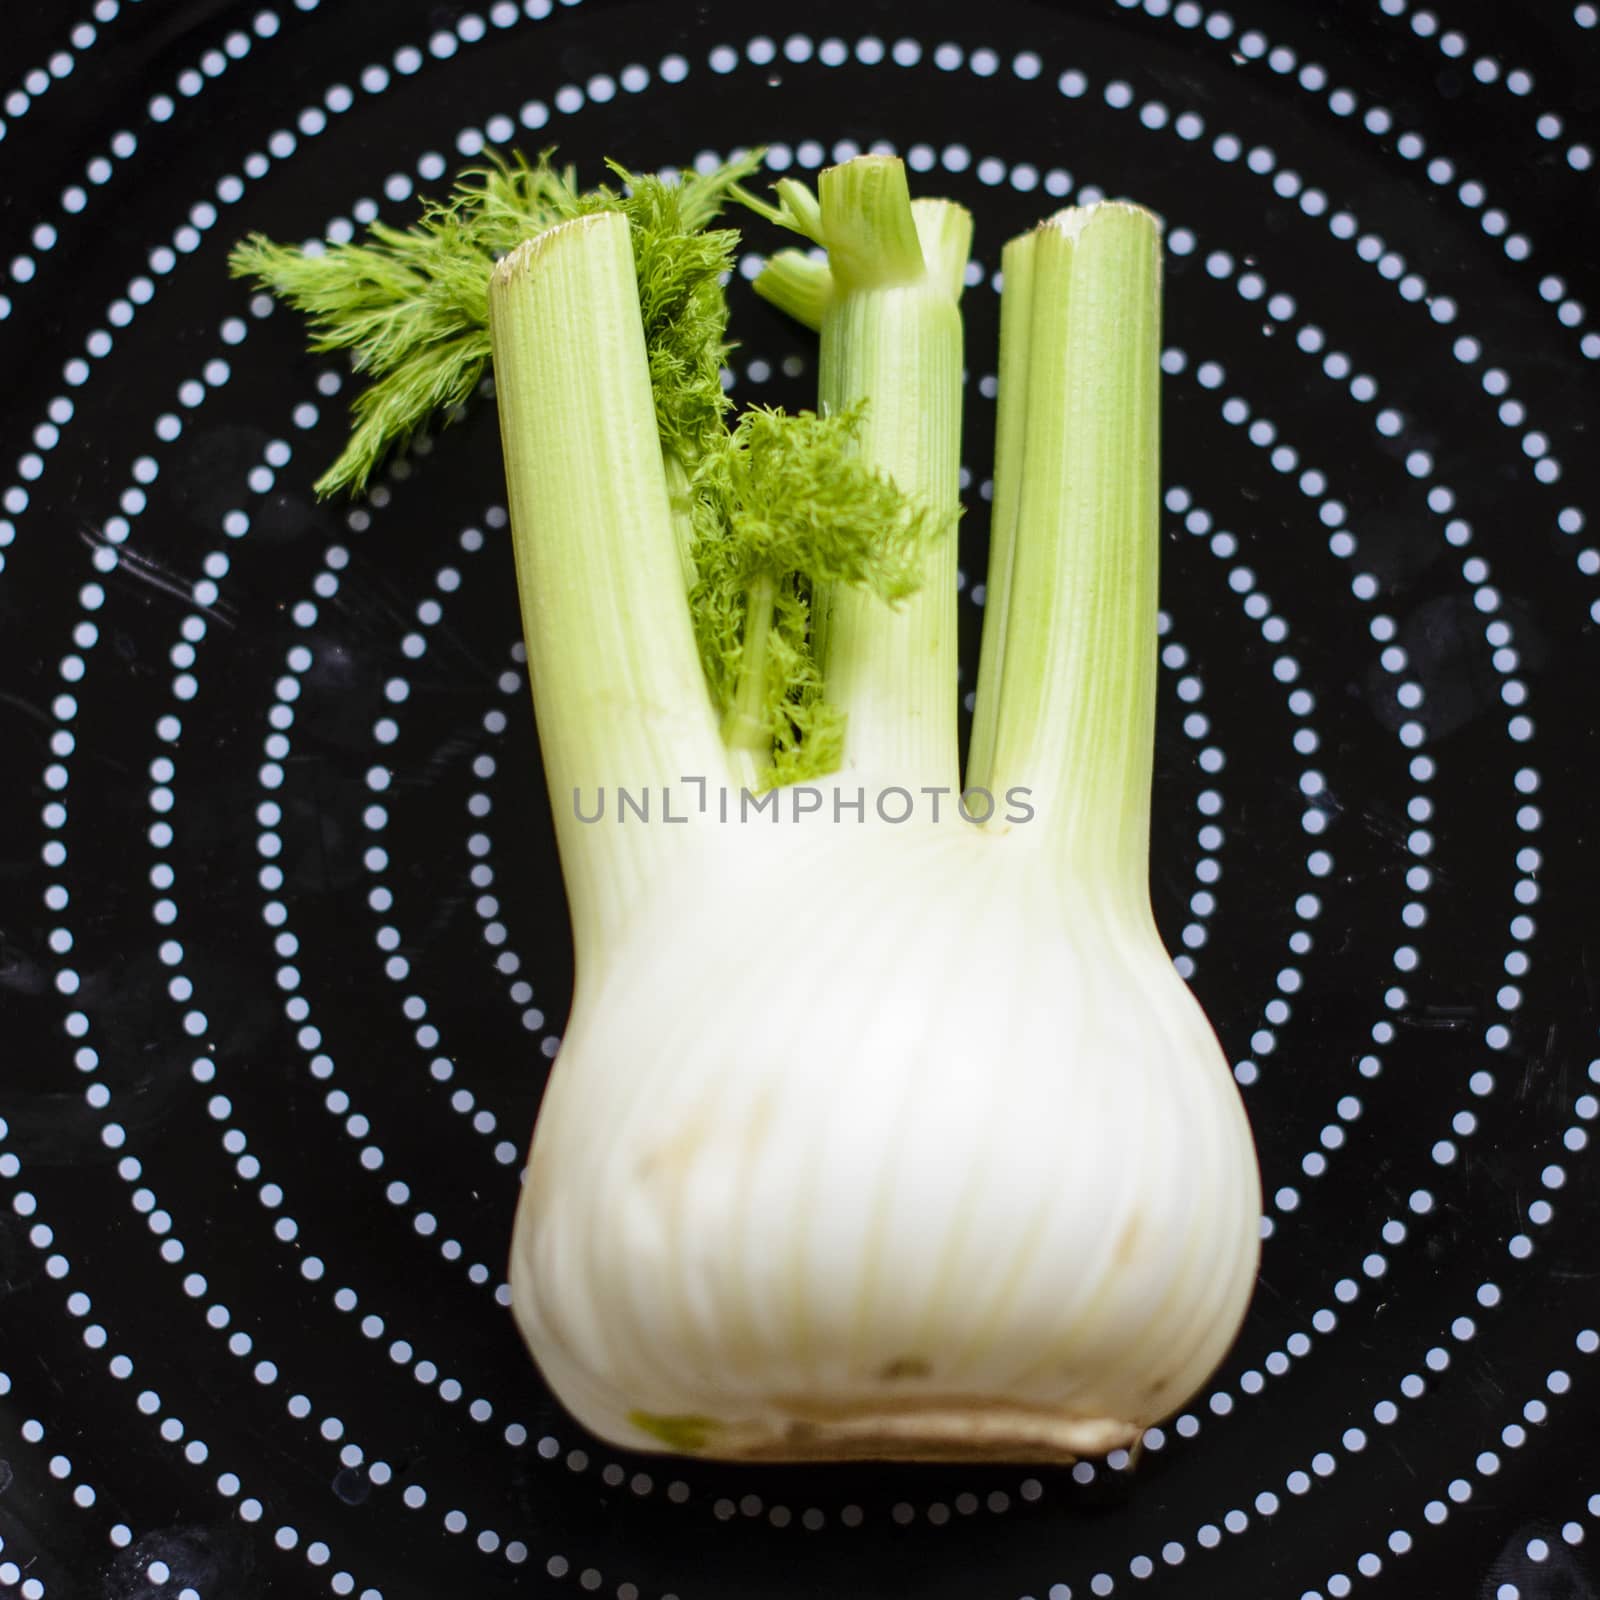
[3,1,1599,1596]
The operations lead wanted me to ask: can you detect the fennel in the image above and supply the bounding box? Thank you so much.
[237,152,1261,1464]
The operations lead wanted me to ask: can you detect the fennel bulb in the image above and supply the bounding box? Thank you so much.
[512,804,1260,1461]
[237,150,1262,1463]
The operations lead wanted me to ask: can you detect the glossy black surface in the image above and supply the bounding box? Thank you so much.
[2,1,1599,1596]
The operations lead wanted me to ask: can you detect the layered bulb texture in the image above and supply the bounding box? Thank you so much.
[510,807,1261,1461]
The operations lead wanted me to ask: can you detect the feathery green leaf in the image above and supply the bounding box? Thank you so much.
[233,148,941,787]
[689,405,943,786]
[229,149,761,495]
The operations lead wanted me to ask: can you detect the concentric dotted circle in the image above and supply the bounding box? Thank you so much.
[2,3,1597,1598]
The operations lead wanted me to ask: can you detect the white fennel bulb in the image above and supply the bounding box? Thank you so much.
[511,806,1260,1460]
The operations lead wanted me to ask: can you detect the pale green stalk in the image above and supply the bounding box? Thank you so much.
[488,212,728,964]
[814,160,970,791]
[662,450,699,592]
[721,571,778,794]
[964,230,1036,796]
[753,250,831,332]
[979,204,1163,899]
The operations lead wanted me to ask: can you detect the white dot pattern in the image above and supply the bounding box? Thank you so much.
[0,4,1596,1597]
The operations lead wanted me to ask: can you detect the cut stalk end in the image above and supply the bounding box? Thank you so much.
[490,211,615,289]
[818,155,927,290]
[911,198,975,305]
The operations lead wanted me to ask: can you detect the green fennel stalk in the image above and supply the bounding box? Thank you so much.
[485,214,723,961]
[748,158,971,792]
[962,227,1035,800]
[970,205,1163,893]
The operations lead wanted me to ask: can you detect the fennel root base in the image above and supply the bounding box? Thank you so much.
[699,1398,1143,1463]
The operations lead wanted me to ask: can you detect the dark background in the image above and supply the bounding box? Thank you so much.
[2,0,1599,1596]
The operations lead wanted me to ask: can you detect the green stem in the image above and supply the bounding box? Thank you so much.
[488,212,729,964]
[753,249,831,333]
[721,571,777,792]
[814,159,970,790]
[980,203,1163,898]
[662,449,699,593]
[964,229,1036,797]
